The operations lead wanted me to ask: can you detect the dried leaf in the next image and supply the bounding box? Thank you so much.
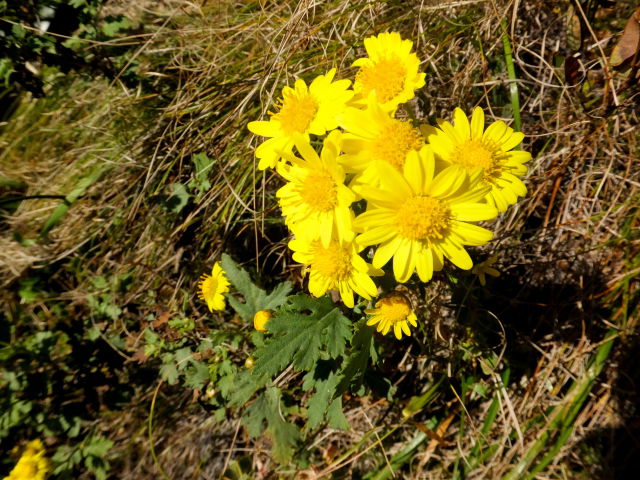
[610,8,640,68]
[152,311,171,328]
[564,55,583,86]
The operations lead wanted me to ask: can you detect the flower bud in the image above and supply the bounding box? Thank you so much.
[253,309,273,332]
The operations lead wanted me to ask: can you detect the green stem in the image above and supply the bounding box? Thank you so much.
[500,17,521,133]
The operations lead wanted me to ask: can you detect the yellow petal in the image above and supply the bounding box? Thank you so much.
[428,165,467,198]
[450,202,498,221]
[416,248,434,282]
[393,240,414,283]
[501,131,524,151]
[373,236,402,268]
[453,108,471,139]
[470,107,485,139]
[440,240,473,270]
[248,120,280,137]
[450,221,493,246]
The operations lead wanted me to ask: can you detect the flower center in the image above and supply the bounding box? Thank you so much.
[372,119,423,170]
[312,241,352,281]
[376,294,413,323]
[356,57,407,104]
[298,170,338,212]
[396,195,451,241]
[273,91,318,135]
[449,139,502,181]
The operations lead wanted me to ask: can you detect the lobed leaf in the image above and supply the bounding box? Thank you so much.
[253,294,352,378]
[222,253,292,321]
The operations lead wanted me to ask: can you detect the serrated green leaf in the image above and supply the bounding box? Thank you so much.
[242,391,268,437]
[326,397,349,430]
[227,369,269,406]
[242,387,300,463]
[221,253,292,321]
[83,436,113,458]
[159,362,178,385]
[307,370,341,429]
[253,294,352,378]
[183,362,210,389]
[336,322,375,395]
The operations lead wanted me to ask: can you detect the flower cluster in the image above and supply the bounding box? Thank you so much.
[248,32,531,339]
[3,439,50,480]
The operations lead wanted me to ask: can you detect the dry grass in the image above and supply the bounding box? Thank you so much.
[1,0,639,478]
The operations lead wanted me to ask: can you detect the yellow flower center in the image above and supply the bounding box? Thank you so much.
[396,195,451,241]
[375,294,413,324]
[372,119,423,170]
[198,275,217,301]
[356,57,407,104]
[273,91,318,135]
[298,170,338,212]
[312,242,352,281]
[449,139,501,181]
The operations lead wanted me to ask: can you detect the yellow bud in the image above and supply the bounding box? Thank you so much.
[245,356,255,369]
[253,309,273,332]
[205,385,216,399]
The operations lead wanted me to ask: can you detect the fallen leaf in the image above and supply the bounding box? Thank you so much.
[610,8,640,68]
[564,55,584,86]
[152,311,171,328]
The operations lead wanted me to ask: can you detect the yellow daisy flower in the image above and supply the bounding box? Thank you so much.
[352,31,426,111]
[289,236,381,309]
[424,107,531,212]
[354,147,498,283]
[471,255,500,286]
[198,262,230,311]
[366,293,418,339]
[247,68,353,170]
[339,98,424,184]
[276,132,355,247]
[4,439,50,480]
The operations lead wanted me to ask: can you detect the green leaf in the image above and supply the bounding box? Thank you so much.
[188,152,213,201]
[41,166,104,236]
[159,360,179,385]
[83,436,113,458]
[336,322,376,396]
[221,253,292,321]
[326,396,349,430]
[166,183,190,213]
[306,370,341,429]
[227,369,268,407]
[183,361,210,389]
[101,17,131,37]
[242,387,300,463]
[253,294,352,378]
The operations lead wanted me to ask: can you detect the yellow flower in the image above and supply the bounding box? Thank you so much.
[352,32,425,111]
[366,293,418,339]
[198,262,230,311]
[424,107,531,212]
[276,131,355,247]
[339,98,424,185]
[247,69,353,170]
[288,236,381,309]
[253,309,273,332]
[471,255,500,286]
[354,147,498,283]
[4,439,50,480]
